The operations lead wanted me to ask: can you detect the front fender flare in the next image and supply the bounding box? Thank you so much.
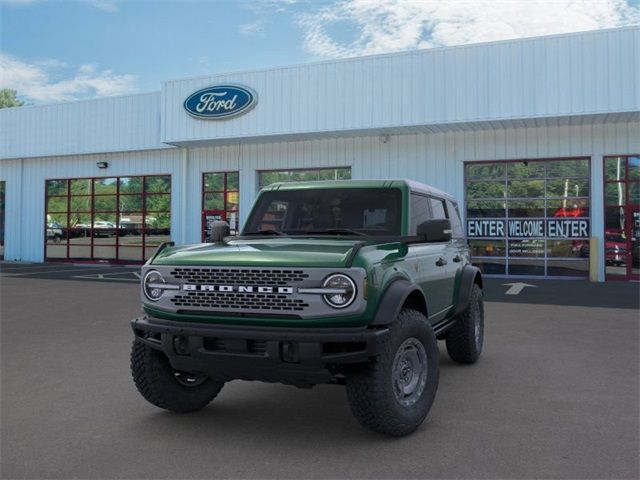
[453,265,482,316]
[370,279,426,326]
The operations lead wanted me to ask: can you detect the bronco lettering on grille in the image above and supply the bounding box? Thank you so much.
[182,285,294,294]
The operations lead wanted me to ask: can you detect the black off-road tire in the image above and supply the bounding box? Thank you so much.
[131,340,224,413]
[445,283,484,364]
[345,309,439,437]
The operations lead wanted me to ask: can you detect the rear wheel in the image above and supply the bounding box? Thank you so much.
[445,283,484,364]
[345,309,439,437]
[131,340,224,413]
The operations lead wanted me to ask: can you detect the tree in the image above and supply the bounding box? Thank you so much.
[0,89,24,109]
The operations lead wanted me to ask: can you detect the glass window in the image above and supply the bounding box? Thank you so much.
[70,179,91,195]
[204,193,224,210]
[429,198,446,220]
[547,199,589,218]
[145,176,171,193]
[466,200,505,218]
[508,240,545,257]
[507,180,545,198]
[201,171,241,237]
[546,159,589,178]
[46,196,68,213]
[473,258,506,275]
[547,240,589,258]
[466,163,505,180]
[605,157,626,181]
[469,240,506,257]
[204,173,225,191]
[446,200,464,238]
[629,157,639,181]
[47,180,68,196]
[507,200,545,218]
[93,178,117,194]
[70,196,91,213]
[258,167,351,189]
[605,183,626,206]
[45,175,171,263]
[244,188,401,236]
[119,177,143,194]
[507,161,545,179]
[119,195,143,213]
[94,195,117,212]
[465,158,591,278]
[410,194,431,235]
[508,259,545,276]
[546,179,590,198]
[466,181,506,199]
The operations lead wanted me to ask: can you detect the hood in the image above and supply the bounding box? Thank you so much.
[151,238,363,268]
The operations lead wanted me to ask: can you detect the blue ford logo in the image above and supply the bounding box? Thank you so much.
[183,84,257,119]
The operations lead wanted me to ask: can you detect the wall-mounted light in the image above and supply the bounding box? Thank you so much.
[379,134,390,144]
[96,162,108,169]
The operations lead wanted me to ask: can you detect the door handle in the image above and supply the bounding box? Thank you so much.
[436,257,447,267]
[453,255,462,263]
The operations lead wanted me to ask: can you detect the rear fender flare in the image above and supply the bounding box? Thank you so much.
[453,265,482,316]
[370,279,427,326]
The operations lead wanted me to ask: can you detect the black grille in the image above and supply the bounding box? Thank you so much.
[171,292,309,311]
[202,338,267,356]
[169,268,309,286]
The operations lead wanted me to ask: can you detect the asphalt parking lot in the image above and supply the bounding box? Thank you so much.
[1,263,638,479]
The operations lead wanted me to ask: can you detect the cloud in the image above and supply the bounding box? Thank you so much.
[0,53,138,103]
[238,19,266,36]
[298,0,640,58]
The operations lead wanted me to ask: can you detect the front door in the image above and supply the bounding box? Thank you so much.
[201,210,226,242]
[604,155,639,281]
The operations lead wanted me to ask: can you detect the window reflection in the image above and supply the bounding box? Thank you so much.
[46,175,171,262]
[465,158,591,277]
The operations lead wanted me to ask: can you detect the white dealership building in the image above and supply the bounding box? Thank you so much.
[1,26,638,281]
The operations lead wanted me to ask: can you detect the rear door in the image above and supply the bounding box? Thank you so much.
[429,197,458,314]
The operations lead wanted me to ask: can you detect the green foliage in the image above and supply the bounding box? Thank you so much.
[0,89,24,109]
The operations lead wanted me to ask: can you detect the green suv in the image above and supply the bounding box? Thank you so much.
[131,180,484,436]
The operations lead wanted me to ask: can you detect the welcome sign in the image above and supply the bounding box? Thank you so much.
[184,85,257,119]
[467,219,589,239]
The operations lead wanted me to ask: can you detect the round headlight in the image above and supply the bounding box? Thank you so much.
[322,274,356,309]
[143,270,165,301]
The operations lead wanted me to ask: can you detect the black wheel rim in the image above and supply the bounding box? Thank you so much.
[392,337,428,407]
[173,370,208,387]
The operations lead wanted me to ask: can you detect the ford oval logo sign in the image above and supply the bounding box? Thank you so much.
[183,84,257,119]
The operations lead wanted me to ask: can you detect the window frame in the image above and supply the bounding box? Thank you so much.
[44,174,171,263]
[464,157,592,278]
[201,171,240,237]
[256,166,352,190]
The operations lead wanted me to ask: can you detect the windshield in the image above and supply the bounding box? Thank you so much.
[243,188,403,236]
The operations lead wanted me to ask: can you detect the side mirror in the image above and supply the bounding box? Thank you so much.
[207,220,230,243]
[416,219,452,243]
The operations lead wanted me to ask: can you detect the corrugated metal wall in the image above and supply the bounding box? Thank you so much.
[2,121,638,280]
[162,27,639,144]
[0,92,168,159]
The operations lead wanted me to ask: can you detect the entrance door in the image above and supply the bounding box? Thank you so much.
[202,210,226,242]
[604,156,639,280]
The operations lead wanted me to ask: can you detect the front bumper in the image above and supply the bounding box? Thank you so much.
[131,316,388,387]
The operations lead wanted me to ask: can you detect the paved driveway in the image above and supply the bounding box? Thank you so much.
[1,266,638,479]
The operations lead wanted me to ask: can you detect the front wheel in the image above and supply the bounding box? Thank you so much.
[131,340,224,413]
[345,309,439,437]
[445,283,484,364]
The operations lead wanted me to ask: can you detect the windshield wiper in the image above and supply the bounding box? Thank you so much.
[242,229,288,236]
[304,228,369,237]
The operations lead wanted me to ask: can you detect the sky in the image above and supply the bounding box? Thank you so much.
[1,0,639,104]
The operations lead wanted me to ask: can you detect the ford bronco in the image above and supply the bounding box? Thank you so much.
[131,179,484,436]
